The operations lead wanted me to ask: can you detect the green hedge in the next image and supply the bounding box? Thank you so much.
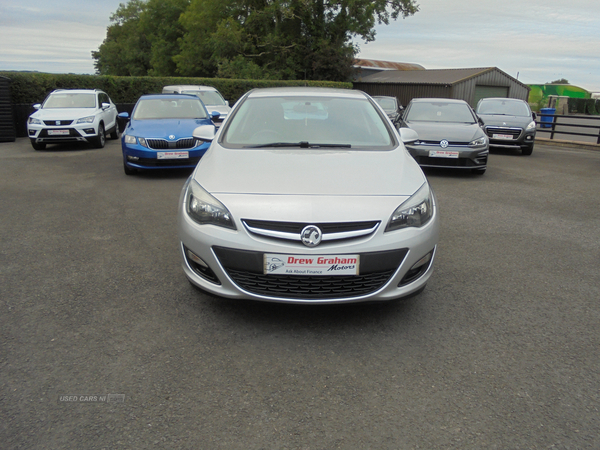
[568,98,600,115]
[0,72,352,105]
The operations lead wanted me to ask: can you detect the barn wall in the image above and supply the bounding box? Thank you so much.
[353,83,451,108]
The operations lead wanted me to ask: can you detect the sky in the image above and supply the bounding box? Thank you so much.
[1,0,599,93]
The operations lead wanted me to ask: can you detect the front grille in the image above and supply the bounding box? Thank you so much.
[43,120,74,126]
[213,247,408,300]
[242,220,380,243]
[414,155,472,167]
[485,126,522,139]
[226,269,396,299]
[136,157,201,167]
[38,128,79,138]
[146,138,199,150]
[418,140,470,146]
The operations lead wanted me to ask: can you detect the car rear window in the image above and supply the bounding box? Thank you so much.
[221,96,396,149]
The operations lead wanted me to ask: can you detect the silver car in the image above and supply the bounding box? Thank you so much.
[177,87,440,304]
[400,98,489,175]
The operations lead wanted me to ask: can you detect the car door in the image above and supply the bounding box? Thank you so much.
[98,92,117,131]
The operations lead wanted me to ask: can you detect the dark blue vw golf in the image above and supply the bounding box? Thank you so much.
[120,94,217,175]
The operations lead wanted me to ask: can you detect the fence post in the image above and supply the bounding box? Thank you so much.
[550,114,557,140]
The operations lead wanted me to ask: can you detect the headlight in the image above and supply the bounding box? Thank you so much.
[186,179,236,230]
[124,135,137,144]
[386,183,433,232]
[76,116,95,124]
[469,136,487,147]
[526,120,536,130]
[28,117,42,125]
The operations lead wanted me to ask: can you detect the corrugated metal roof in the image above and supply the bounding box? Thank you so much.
[359,67,498,84]
[354,59,425,71]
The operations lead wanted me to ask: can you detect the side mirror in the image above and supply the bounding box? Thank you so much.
[211,111,221,120]
[101,102,110,110]
[33,104,41,110]
[532,112,537,120]
[399,128,419,144]
[478,116,485,126]
[193,125,216,142]
[225,100,230,107]
[118,112,130,120]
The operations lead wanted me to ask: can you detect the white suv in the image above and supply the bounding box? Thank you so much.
[27,89,119,150]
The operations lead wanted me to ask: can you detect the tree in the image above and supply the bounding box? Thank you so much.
[93,0,420,80]
[92,0,151,76]
[548,78,569,84]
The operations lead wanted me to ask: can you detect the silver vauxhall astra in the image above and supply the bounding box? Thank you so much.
[177,87,440,304]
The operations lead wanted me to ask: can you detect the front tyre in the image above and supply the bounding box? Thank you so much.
[94,123,106,148]
[123,161,136,175]
[30,139,46,151]
[521,144,534,156]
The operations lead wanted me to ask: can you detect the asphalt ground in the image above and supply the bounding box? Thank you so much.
[1,137,599,449]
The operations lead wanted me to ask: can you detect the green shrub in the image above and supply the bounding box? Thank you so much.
[0,72,352,105]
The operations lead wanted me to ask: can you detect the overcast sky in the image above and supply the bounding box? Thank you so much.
[1,0,599,92]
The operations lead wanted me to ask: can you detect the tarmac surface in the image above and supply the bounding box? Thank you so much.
[1,137,599,449]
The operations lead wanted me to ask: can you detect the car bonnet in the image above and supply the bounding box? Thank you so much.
[194,145,425,197]
[406,121,483,141]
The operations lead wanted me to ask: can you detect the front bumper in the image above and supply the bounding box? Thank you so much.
[178,191,440,304]
[405,144,488,169]
[485,126,536,149]
[28,123,98,145]
[122,142,208,170]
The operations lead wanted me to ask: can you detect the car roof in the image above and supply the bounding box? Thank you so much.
[50,89,102,95]
[410,98,468,104]
[245,87,366,99]
[138,93,200,100]
[163,85,218,91]
[479,97,526,102]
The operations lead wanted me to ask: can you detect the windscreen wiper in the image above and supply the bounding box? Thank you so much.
[244,141,351,149]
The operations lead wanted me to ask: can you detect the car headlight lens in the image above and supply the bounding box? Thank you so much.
[186,179,236,230]
[526,120,536,130]
[138,137,148,148]
[386,182,433,232]
[124,135,137,144]
[469,136,487,147]
[28,117,42,125]
[76,116,95,124]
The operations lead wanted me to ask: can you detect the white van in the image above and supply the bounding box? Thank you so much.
[162,85,231,120]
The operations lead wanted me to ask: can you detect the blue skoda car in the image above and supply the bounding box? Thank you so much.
[120,94,217,175]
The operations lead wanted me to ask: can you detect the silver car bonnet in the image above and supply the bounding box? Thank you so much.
[406,121,483,142]
[193,145,425,197]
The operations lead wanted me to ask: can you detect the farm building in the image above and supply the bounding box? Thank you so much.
[353,67,530,108]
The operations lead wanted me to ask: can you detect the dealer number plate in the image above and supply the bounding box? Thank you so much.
[157,151,189,160]
[48,129,69,136]
[429,150,459,158]
[493,134,514,140]
[264,254,360,276]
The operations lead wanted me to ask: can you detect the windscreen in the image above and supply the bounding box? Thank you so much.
[405,101,476,123]
[477,99,530,116]
[44,93,96,109]
[222,96,395,149]
[132,98,208,120]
